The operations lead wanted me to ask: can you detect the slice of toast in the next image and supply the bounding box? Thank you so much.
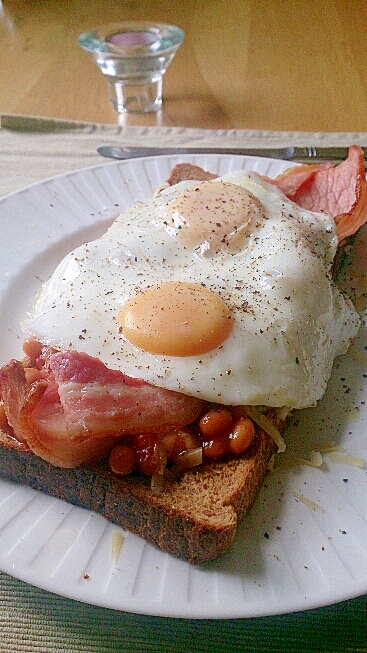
[0,426,277,564]
[0,163,286,563]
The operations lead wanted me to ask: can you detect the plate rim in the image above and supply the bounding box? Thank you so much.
[0,152,366,619]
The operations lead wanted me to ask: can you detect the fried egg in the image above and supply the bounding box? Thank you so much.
[22,171,360,409]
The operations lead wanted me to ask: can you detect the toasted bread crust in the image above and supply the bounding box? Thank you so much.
[166,163,217,186]
[0,428,277,563]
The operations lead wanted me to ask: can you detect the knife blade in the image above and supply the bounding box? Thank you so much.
[97,145,363,163]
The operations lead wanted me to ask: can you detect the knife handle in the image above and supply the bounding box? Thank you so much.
[288,146,353,160]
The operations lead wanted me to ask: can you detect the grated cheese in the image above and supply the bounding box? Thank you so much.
[326,451,366,469]
[312,441,343,453]
[246,406,286,452]
[111,530,124,566]
[292,492,324,513]
[282,451,324,468]
[298,450,323,467]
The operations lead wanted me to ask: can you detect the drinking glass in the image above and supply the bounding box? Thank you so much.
[79,21,184,113]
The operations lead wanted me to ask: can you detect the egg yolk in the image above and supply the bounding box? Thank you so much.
[164,180,265,256]
[118,281,233,356]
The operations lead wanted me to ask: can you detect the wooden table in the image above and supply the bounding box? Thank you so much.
[1,0,367,131]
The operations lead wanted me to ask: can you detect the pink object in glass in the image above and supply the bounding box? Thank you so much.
[107,31,158,47]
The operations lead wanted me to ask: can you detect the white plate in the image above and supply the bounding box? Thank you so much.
[0,154,367,619]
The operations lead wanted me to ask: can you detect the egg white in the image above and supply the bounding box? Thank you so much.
[23,171,360,409]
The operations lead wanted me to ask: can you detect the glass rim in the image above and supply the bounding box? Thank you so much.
[78,21,184,57]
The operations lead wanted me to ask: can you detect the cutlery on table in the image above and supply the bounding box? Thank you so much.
[97,145,365,165]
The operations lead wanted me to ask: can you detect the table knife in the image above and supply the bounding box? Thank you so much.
[97,145,365,164]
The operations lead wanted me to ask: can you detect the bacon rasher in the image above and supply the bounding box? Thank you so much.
[0,350,205,468]
[270,145,367,241]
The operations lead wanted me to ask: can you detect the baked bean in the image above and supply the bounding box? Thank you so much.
[228,417,255,454]
[202,435,228,459]
[108,444,137,476]
[199,407,233,438]
[162,430,201,461]
[133,433,163,476]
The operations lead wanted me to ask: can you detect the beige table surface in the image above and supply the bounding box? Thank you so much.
[0,113,366,651]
